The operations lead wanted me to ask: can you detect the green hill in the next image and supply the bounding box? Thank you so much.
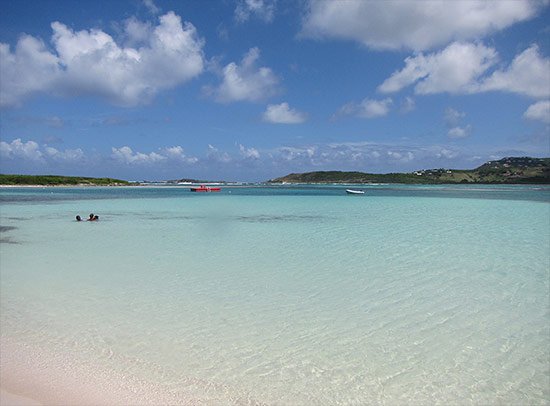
[268,157,550,184]
[0,174,130,186]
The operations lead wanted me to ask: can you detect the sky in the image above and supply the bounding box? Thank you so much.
[0,0,549,182]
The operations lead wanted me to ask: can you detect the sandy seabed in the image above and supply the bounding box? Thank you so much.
[0,338,217,406]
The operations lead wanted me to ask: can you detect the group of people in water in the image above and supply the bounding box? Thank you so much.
[76,213,99,222]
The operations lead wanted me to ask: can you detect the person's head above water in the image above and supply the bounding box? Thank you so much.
[76,215,82,221]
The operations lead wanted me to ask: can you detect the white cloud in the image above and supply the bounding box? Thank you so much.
[0,37,60,107]
[478,45,550,98]
[387,150,415,162]
[379,42,550,99]
[111,145,199,165]
[44,146,85,162]
[0,138,88,164]
[263,102,307,124]
[0,11,205,107]
[0,138,44,161]
[277,146,316,163]
[358,98,393,118]
[239,144,260,159]
[267,142,474,171]
[379,42,498,95]
[0,139,202,169]
[336,98,392,119]
[437,148,459,159]
[448,125,472,138]
[301,0,545,51]
[235,0,276,23]
[123,17,154,46]
[143,0,160,15]
[212,47,279,103]
[444,108,471,138]
[111,146,166,164]
[161,146,198,164]
[523,100,550,123]
[444,108,466,127]
[206,144,232,163]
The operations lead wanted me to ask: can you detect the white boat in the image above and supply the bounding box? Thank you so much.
[346,189,365,195]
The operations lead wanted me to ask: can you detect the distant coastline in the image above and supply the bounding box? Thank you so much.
[269,157,550,185]
[2,157,549,186]
[0,174,130,187]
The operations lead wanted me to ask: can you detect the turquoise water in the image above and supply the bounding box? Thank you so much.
[1,185,549,404]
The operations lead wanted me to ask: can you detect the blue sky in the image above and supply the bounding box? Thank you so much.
[1,0,549,181]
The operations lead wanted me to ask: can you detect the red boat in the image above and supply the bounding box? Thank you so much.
[190,185,221,192]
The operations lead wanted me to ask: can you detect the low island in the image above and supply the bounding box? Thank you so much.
[0,174,130,186]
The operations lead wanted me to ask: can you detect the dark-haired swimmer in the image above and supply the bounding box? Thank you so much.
[88,213,99,221]
[76,215,82,221]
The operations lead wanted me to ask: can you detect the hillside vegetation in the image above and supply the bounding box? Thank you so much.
[0,174,130,186]
[269,157,550,184]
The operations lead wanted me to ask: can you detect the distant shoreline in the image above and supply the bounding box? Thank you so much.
[1,157,549,186]
[2,182,549,188]
[0,184,137,188]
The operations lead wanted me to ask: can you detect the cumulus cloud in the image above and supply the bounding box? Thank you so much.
[387,150,415,162]
[263,102,307,123]
[477,45,550,98]
[112,146,166,164]
[143,0,160,15]
[444,108,471,138]
[335,98,392,119]
[239,144,260,159]
[448,126,472,139]
[206,144,232,163]
[0,138,44,161]
[0,37,60,107]
[379,42,550,98]
[162,145,199,163]
[277,146,316,162]
[211,47,279,103]
[267,141,473,171]
[379,42,498,95]
[123,17,154,47]
[235,0,276,23]
[436,148,459,159]
[111,145,198,165]
[301,0,545,51]
[524,100,550,123]
[0,11,205,107]
[44,146,84,162]
[0,138,89,165]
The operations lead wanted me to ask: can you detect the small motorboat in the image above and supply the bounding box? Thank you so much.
[346,189,365,195]
[190,185,221,192]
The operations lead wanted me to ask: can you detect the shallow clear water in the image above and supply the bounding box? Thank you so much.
[1,185,549,404]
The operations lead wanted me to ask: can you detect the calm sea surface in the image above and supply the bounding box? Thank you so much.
[1,185,549,404]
